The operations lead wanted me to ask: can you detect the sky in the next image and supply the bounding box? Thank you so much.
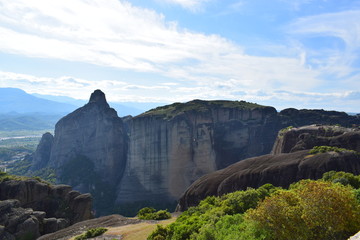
[0,0,359,112]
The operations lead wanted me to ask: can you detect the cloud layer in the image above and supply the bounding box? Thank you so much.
[0,0,359,112]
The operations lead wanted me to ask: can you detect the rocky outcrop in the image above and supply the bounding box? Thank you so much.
[0,179,93,224]
[29,90,360,215]
[29,132,53,171]
[47,90,128,186]
[279,108,359,128]
[272,125,360,154]
[117,100,278,206]
[177,149,360,211]
[0,199,73,239]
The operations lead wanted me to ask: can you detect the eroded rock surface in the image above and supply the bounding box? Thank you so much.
[117,100,278,205]
[271,125,360,154]
[177,150,360,211]
[0,179,93,224]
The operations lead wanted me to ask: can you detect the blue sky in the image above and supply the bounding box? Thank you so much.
[0,0,359,112]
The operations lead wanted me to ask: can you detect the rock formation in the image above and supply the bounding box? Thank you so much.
[272,125,360,154]
[177,125,360,210]
[0,179,93,224]
[29,90,360,215]
[29,132,53,171]
[0,177,93,239]
[278,108,359,127]
[48,89,127,186]
[116,100,279,206]
[177,149,360,211]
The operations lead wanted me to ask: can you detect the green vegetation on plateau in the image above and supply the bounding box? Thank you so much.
[309,146,357,155]
[0,170,50,185]
[140,100,267,119]
[149,171,360,240]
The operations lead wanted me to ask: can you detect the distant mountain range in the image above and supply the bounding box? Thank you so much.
[0,87,165,116]
[0,87,165,130]
[0,88,78,114]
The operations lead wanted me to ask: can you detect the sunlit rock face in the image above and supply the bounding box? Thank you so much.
[116,100,279,205]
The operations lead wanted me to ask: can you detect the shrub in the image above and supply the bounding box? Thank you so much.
[322,171,360,189]
[246,180,360,240]
[309,146,356,154]
[74,227,107,240]
[137,207,171,220]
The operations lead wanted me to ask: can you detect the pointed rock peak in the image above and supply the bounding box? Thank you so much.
[89,89,109,106]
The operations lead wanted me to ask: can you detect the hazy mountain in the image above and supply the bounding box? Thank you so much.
[0,112,62,131]
[33,92,164,117]
[0,88,77,114]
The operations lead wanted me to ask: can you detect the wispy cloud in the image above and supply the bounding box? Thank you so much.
[157,0,211,11]
[288,10,360,79]
[0,0,322,93]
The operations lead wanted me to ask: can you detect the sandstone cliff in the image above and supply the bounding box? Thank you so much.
[48,90,127,186]
[177,149,360,211]
[0,175,93,239]
[29,132,53,171]
[177,125,360,210]
[0,178,93,224]
[272,125,360,154]
[29,90,360,215]
[116,100,278,206]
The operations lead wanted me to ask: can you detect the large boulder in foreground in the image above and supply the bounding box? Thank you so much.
[177,149,360,211]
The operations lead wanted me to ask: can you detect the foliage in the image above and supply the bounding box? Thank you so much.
[7,157,56,183]
[114,199,177,217]
[148,173,360,240]
[246,180,360,240]
[279,126,294,135]
[322,171,360,189]
[309,145,356,154]
[137,207,171,220]
[0,171,50,184]
[148,184,277,240]
[74,227,107,240]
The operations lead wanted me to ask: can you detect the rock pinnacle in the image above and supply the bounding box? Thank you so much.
[89,89,108,106]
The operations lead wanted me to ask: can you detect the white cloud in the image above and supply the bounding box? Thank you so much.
[0,0,323,94]
[288,10,360,78]
[157,0,210,11]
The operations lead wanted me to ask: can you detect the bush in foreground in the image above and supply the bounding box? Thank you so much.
[149,176,360,240]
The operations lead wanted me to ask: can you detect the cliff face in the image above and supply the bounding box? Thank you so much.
[177,125,360,210]
[29,132,53,171]
[177,149,360,211]
[272,125,360,154]
[30,91,360,215]
[117,100,278,205]
[0,179,93,224]
[47,90,127,186]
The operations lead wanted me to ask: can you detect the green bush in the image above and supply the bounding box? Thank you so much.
[137,207,171,220]
[148,184,276,239]
[322,171,360,189]
[309,146,356,154]
[74,227,107,240]
[247,180,360,240]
